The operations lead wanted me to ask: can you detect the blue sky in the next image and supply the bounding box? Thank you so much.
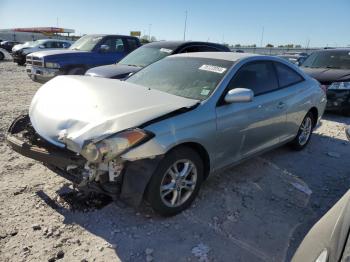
[0,0,349,47]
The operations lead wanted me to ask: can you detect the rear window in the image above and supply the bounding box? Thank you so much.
[302,51,350,69]
[274,62,304,87]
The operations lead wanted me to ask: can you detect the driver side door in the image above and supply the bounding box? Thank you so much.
[215,61,287,169]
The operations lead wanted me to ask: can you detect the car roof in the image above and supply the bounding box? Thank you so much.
[313,48,350,53]
[85,34,137,38]
[143,41,229,51]
[37,39,71,43]
[170,51,259,61]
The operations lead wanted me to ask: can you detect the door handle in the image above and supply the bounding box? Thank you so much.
[277,102,286,109]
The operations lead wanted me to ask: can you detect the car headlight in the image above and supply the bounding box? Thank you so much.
[80,129,154,163]
[328,81,350,90]
[45,62,61,69]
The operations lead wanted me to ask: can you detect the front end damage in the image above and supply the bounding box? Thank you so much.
[6,115,162,206]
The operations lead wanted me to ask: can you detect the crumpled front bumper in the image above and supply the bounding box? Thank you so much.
[6,114,163,207]
[6,114,86,183]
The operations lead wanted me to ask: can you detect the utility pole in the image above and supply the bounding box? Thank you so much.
[148,24,152,41]
[183,11,187,41]
[56,17,59,27]
[260,26,264,47]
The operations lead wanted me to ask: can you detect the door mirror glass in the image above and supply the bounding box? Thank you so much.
[99,44,110,52]
[224,88,254,103]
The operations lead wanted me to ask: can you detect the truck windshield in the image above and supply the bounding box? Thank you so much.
[126,57,233,100]
[119,46,173,67]
[69,35,103,51]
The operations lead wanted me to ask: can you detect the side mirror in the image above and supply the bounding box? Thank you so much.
[39,45,45,49]
[224,88,254,104]
[99,44,110,52]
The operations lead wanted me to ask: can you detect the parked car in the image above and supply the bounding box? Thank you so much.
[6,52,326,216]
[26,34,141,83]
[278,52,309,65]
[0,41,21,53]
[85,41,230,79]
[12,39,72,65]
[300,49,350,115]
[293,189,350,262]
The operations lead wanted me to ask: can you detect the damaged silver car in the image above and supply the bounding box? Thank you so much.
[7,52,327,216]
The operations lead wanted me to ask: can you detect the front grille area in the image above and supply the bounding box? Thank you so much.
[26,56,43,67]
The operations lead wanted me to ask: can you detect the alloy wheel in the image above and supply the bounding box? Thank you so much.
[160,159,197,208]
[298,116,312,146]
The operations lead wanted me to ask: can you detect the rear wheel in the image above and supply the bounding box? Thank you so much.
[146,147,204,216]
[290,112,314,150]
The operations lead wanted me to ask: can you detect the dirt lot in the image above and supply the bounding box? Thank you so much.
[0,60,349,262]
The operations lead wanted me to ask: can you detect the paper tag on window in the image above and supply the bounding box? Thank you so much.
[160,48,172,53]
[200,89,210,96]
[199,64,226,74]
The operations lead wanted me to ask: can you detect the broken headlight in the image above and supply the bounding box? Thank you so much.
[80,129,153,163]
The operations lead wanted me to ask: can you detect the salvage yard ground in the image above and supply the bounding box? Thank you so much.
[0,61,349,262]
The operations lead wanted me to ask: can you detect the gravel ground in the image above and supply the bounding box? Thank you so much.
[0,61,349,262]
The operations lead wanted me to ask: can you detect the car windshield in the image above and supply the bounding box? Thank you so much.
[126,57,233,100]
[119,46,173,67]
[23,41,40,48]
[301,50,350,69]
[69,35,103,51]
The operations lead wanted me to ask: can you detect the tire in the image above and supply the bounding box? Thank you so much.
[290,112,315,150]
[146,147,204,216]
[17,59,25,66]
[67,67,85,75]
[0,51,4,61]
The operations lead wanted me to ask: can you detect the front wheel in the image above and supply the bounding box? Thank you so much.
[290,112,314,150]
[146,147,204,216]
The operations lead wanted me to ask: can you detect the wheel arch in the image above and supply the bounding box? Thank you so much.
[308,107,318,128]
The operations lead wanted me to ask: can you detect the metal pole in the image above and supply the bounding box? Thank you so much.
[183,11,187,41]
[148,24,152,41]
[260,26,264,47]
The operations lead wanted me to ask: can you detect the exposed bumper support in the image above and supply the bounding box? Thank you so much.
[6,114,163,207]
[6,115,85,170]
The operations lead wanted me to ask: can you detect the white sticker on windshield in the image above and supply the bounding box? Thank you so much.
[160,48,172,53]
[200,89,210,96]
[199,64,227,74]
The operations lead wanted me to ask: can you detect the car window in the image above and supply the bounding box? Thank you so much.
[43,41,53,48]
[274,62,304,88]
[126,38,139,51]
[228,61,279,96]
[119,46,171,67]
[181,45,220,53]
[101,37,125,53]
[301,50,350,69]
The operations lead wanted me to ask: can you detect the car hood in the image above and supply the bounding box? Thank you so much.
[85,64,141,79]
[29,49,87,58]
[29,76,198,152]
[301,67,350,84]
